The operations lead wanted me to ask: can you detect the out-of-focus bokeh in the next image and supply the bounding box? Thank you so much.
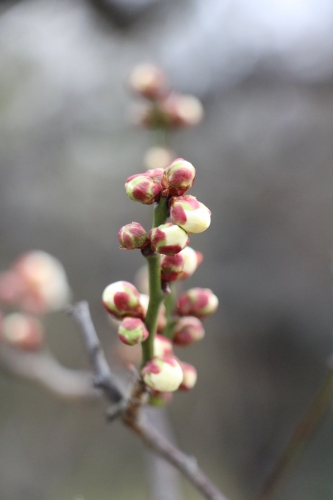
[0,1,333,499]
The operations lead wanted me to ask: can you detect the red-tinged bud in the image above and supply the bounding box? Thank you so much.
[160,253,185,282]
[139,294,166,332]
[102,281,143,320]
[118,222,149,250]
[143,146,175,171]
[177,246,203,280]
[172,316,205,346]
[128,64,167,100]
[142,355,183,392]
[159,93,204,128]
[125,173,163,204]
[118,317,149,346]
[177,288,218,319]
[162,158,196,196]
[1,313,44,351]
[149,390,173,407]
[170,195,211,234]
[13,251,71,314]
[154,334,173,357]
[149,222,189,255]
[179,362,197,390]
[145,168,164,184]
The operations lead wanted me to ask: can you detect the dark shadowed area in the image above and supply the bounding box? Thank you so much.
[0,1,332,499]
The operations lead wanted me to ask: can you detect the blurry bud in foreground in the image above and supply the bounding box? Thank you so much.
[177,246,203,281]
[134,265,149,295]
[1,312,44,351]
[139,294,166,332]
[154,334,173,357]
[118,317,149,346]
[13,251,71,314]
[179,362,197,391]
[177,288,218,319]
[125,173,162,204]
[142,355,183,392]
[0,270,25,305]
[102,281,144,320]
[162,158,196,196]
[160,253,185,282]
[149,390,173,407]
[170,195,211,234]
[118,222,149,250]
[143,146,175,171]
[172,316,205,346]
[149,222,189,255]
[128,63,167,100]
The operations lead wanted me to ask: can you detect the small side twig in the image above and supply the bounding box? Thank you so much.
[70,300,231,500]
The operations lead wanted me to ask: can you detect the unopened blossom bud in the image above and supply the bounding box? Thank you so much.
[102,281,143,320]
[149,390,173,407]
[13,251,71,314]
[179,362,197,391]
[143,146,175,171]
[118,222,149,250]
[172,316,205,346]
[177,288,218,319]
[160,253,185,282]
[118,317,149,346]
[162,158,196,196]
[145,168,164,184]
[139,294,166,332]
[128,64,167,100]
[142,356,183,392]
[1,313,44,351]
[159,93,204,128]
[125,173,163,204]
[149,222,189,255]
[177,246,203,280]
[170,195,211,234]
[154,334,173,357]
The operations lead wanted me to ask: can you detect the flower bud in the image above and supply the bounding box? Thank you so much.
[142,356,183,392]
[13,251,71,314]
[170,195,211,234]
[179,362,197,391]
[159,93,204,128]
[149,223,189,255]
[143,146,175,171]
[128,64,167,100]
[139,294,166,332]
[149,390,173,407]
[172,316,205,346]
[160,253,185,282]
[145,168,164,184]
[118,222,149,250]
[154,334,173,357]
[162,158,196,196]
[1,313,44,351]
[177,246,203,280]
[177,288,218,319]
[102,281,144,320]
[118,317,149,346]
[125,173,163,204]
[0,270,25,305]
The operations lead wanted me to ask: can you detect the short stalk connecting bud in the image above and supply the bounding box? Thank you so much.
[118,317,149,345]
[125,173,163,204]
[102,281,144,320]
[118,222,149,250]
[172,316,205,346]
[162,158,196,196]
[177,288,218,319]
[170,195,211,234]
[142,356,183,392]
[149,222,189,255]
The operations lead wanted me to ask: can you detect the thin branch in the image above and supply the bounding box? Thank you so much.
[71,300,231,500]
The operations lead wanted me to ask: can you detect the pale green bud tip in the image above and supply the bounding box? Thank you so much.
[170,195,211,234]
[149,222,189,256]
[102,281,143,320]
[118,317,149,345]
[142,356,183,392]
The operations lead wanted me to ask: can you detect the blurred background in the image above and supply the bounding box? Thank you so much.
[0,0,333,499]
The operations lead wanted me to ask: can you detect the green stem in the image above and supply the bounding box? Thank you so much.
[141,198,169,366]
[163,282,177,339]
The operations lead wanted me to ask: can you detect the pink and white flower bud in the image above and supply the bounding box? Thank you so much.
[118,317,149,346]
[102,281,144,320]
[159,93,204,128]
[162,158,196,196]
[143,146,175,171]
[128,64,167,100]
[160,253,185,282]
[13,251,71,314]
[177,288,218,319]
[145,168,164,184]
[179,362,197,391]
[149,222,189,255]
[139,294,166,332]
[149,390,173,407]
[125,173,163,204]
[170,195,211,234]
[142,355,183,392]
[177,247,203,280]
[1,313,44,351]
[118,222,149,250]
[154,334,173,357]
[172,316,205,346]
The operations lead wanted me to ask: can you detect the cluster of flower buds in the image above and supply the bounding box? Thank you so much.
[129,63,203,130]
[0,250,71,353]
